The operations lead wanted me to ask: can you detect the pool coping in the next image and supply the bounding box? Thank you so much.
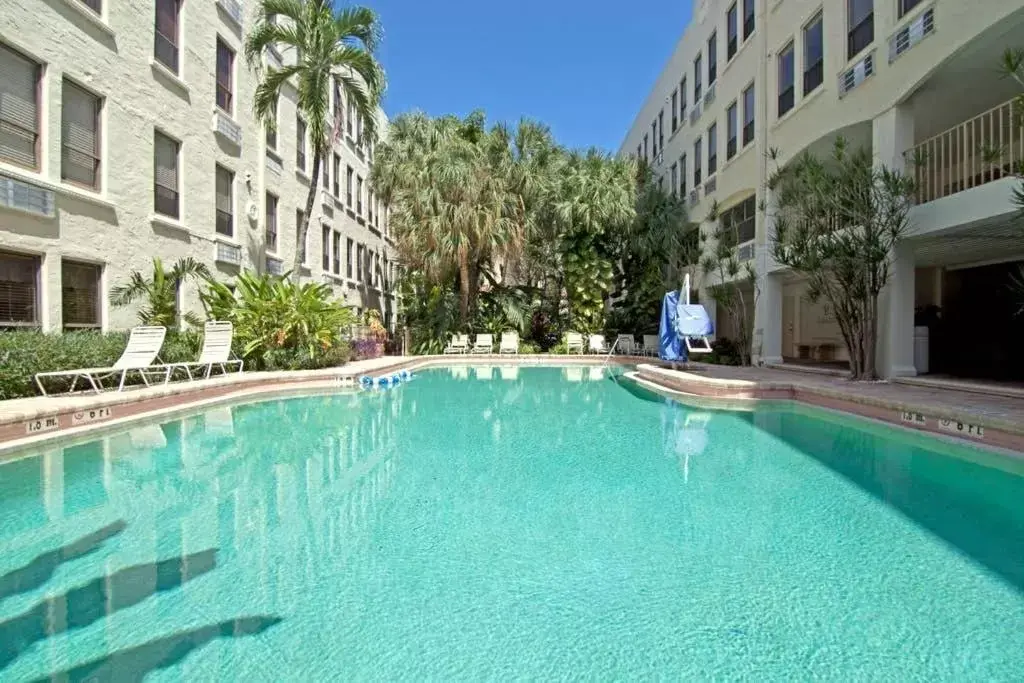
[631,364,1024,457]
[1,354,1021,460]
[0,355,654,458]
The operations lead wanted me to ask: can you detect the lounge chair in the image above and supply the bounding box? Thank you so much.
[642,334,659,357]
[499,332,519,354]
[615,334,635,355]
[565,332,584,354]
[472,334,493,354]
[444,334,469,354]
[588,334,609,354]
[35,326,171,395]
[169,321,243,380]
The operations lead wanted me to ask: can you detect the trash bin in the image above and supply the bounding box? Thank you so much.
[913,326,929,374]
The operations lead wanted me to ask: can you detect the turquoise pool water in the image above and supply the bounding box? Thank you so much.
[1,366,1023,680]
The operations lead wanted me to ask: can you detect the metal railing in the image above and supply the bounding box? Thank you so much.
[905,97,1022,205]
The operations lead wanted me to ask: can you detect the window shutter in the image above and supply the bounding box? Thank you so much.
[0,251,39,325]
[0,44,40,167]
[62,81,100,188]
[62,261,100,327]
[154,133,178,189]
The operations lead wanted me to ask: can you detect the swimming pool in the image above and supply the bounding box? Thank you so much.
[1,365,1022,679]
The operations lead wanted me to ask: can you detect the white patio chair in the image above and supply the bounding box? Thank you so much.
[471,334,494,354]
[499,332,519,354]
[35,326,171,395]
[444,334,469,354]
[588,334,609,354]
[615,334,635,355]
[169,321,244,380]
[642,334,660,357]
[565,332,584,354]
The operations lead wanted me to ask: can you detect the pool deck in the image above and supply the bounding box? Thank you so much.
[0,354,1022,457]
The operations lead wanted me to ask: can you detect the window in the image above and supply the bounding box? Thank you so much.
[0,44,42,169]
[804,13,824,95]
[153,130,180,218]
[215,39,234,113]
[80,0,101,14]
[680,76,688,117]
[707,123,717,176]
[743,83,755,145]
[743,0,755,39]
[215,165,233,236]
[374,197,381,227]
[680,154,687,196]
[670,163,678,197]
[356,176,363,215]
[651,120,657,157]
[61,80,102,190]
[778,43,795,117]
[707,32,718,84]
[368,190,375,224]
[636,144,641,159]
[62,260,100,329]
[296,117,306,171]
[357,244,364,282]
[154,0,180,73]
[265,193,278,252]
[0,251,39,327]
[346,166,354,206]
[346,238,353,279]
[726,102,738,160]
[332,230,341,275]
[322,157,329,189]
[848,0,874,60]
[332,153,340,197]
[658,110,664,154]
[332,77,342,120]
[265,99,277,150]
[694,138,702,186]
[322,225,331,270]
[727,4,738,60]
[642,134,648,162]
[671,90,678,131]
[898,0,922,18]
[346,100,354,137]
[694,54,703,100]
[721,195,756,247]
[297,209,306,264]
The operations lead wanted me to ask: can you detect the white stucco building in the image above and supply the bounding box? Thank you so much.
[0,0,398,333]
[621,0,1024,380]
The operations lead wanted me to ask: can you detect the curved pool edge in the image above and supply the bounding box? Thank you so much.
[628,365,1024,460]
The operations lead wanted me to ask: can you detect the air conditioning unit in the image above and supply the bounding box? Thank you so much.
[704,82,716,108]
[689,103,702,125]
[212,110,242,147]
[265,255,284,276]
[704,176,717,195]
[0,174,55,218]
[688,188,700,206]
[839,51,874,98]
[215,241,241,265]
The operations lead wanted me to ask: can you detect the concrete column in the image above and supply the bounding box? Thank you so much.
[41,249,62,332]
[753,271,783,365]
[879,241,917,377]
[873,105,917,378]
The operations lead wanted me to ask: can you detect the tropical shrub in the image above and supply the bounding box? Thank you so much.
[111,257,211,329]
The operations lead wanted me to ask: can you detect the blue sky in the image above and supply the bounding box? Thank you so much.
[366,0,693,153]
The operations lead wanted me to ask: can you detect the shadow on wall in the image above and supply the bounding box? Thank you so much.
[32,615,283,683]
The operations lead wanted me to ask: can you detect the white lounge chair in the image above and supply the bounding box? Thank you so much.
[35,326,171,395]
[499,332,519,354]
[169,321,243,380]
[588,334,609,354]
[444,334,469,354]
[615,334,635,355]
[642,334,659,357]
[565,332,584,354]
[472,334,493,354]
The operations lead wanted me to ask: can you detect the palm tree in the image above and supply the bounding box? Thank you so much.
[110,257,211,328]
[245,0,385,280]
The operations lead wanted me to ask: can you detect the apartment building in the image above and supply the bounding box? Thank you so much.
[622,0,1024,380]
[0,0,398,334]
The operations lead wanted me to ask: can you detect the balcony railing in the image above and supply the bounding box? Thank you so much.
[905,97,1022,205]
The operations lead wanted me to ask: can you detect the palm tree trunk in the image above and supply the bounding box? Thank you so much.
[458,255,470,326]
[293,150,323,283]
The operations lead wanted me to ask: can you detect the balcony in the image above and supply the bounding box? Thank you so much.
[889,6,934,63]
[212,110,242,147]
[905,97,1022,205]
[838,50,874,98]
[215,0,243,27]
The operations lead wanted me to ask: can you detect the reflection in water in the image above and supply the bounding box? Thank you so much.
[0,549,218,671]
[33,615,282,683]
[0,520,126,600]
